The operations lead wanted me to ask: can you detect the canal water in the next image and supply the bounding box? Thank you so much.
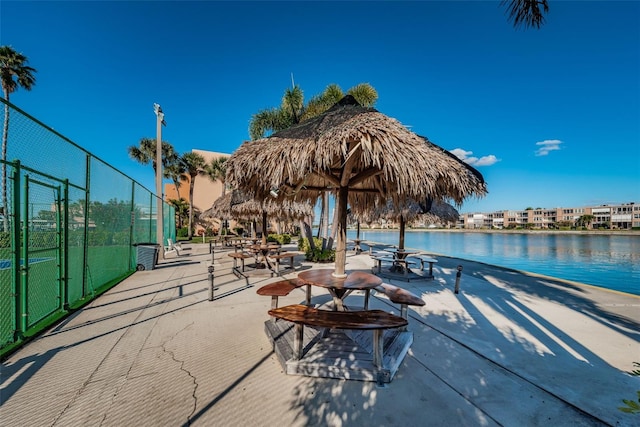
[346,230,640,296]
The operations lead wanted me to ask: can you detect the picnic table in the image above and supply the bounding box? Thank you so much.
[390,249,418,276]
[297,269,382,311]
[248,243,281,270]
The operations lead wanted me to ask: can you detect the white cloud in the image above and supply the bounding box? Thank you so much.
[450,148,499,167]
[535,139,563,156]
[474,155,499,166]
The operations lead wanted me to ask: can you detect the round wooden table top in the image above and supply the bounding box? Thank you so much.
[298,269,382,291]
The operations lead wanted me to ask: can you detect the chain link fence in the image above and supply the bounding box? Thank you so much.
[0,98,175,355]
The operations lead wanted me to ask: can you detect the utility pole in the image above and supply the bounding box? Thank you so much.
[153,103,166,260]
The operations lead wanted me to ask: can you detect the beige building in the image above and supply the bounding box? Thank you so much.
[458,202,639,230]
[164,149,230,232]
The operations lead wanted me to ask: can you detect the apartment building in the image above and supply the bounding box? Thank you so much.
[458,202,639,230]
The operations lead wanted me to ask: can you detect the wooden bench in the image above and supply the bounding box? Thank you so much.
[409,255,438,278]
[269,252,298,275]
[268,304,407,368]
[227,252,253,272]
[256,279,302,309]
[375,283,425,330]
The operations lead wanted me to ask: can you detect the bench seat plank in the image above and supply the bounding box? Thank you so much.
[257,279,302,309]
[257,279,301,296]
[268,304,407,330]
[376,284,425,307]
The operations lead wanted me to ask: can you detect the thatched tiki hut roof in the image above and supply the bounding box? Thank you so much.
[203,190,313,243]
[201,192,235,220]
[227,95,486,277]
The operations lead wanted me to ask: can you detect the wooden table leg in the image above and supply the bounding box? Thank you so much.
[372,329,383,369]
[294,323,304,360]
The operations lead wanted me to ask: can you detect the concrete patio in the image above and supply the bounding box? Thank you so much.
[1,241,639,426]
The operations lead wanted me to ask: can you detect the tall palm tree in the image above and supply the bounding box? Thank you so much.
[164,158,187,200]
[1,45,37,232]
[249,85,305,140]
[249,83,378,140]
[181,152,206,239]
[501,0,550,29]
[200,156,228,196]
[127,137,178,174]
[200,156,228,236]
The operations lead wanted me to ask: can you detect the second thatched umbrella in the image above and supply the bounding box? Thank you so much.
[227,95,486,277]
[352,199,459,251]
[203,190,313,244]
[231,197,314,244]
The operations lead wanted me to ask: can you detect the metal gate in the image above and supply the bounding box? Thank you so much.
[19,173,64,330]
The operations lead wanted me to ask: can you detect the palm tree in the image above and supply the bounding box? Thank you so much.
[249,85,305,140]
[501,0,550,29]
[1,45,37,232]
[181,152,206,239]
[200,156,228,236]
[250,83,378,140]
[168,197,189,229]
[200,156,228,196]
[127,137,178,174]
[164,158,187,200]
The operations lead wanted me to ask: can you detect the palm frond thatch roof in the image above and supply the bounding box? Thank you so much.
[226,95,486,275]
[227,95,486,209]
[232,198,313,221]
[352,199,459,224]
[202,190,312,222]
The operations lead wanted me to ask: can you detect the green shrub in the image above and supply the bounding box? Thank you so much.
[268,233,291,244]
[305,247,335,263]
[177,227,189,238]
[298,237,323,252]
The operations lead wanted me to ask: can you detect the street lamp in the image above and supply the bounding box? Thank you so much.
[154,103,166,260]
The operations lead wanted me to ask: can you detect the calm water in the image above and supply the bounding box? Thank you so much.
[347,230,640,296]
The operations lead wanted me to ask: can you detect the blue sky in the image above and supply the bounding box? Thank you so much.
[2,1,639,213]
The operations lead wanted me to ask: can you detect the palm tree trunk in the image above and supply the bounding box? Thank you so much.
[399,216,406,250]
[321,192,329,249]
[2,97,10,233]
[299,218,316,251]
[188,178,195,239]
[333,185,348,278]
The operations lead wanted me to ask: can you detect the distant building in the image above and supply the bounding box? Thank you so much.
[458,202,639,230]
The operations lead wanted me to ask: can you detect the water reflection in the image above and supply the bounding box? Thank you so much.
[351,230,640,295]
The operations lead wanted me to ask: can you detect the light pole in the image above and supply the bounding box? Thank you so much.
[153,103,166,260]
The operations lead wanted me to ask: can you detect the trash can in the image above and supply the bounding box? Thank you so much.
[134,243,160,271]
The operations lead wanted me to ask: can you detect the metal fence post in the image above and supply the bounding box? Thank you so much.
[208,264,215,301]
[454,265,463,294]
